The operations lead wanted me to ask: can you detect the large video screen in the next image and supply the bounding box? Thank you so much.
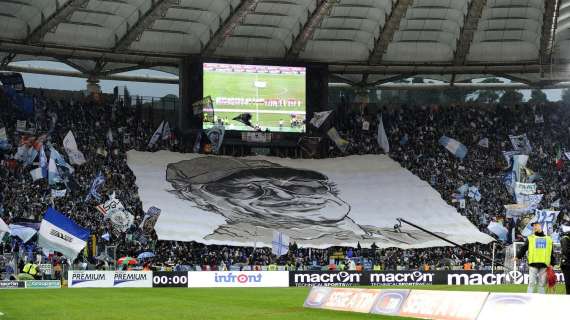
[203,63,306,133]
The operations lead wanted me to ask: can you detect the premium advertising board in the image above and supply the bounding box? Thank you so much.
[113,271,152,288]
[68,271,114,288]
[187,271,289,288]
[152,272,188,288]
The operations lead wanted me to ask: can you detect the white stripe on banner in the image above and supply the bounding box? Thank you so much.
[38,220,86,258]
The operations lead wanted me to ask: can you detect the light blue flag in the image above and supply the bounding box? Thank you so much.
[48,156,62,185]
[8,224,37,242]
[85,171,105,202]
[439,136,467,160]
[49,146,74,174]
[39,145,48,178]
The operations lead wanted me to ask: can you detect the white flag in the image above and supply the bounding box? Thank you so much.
[148,121,164,148]
[377,114,389,153]
[162,121,171,140]
[38,208,89,258]
[0,217,9,235]
[63,131,86,165]
[310,110,333,129]
[271,231,289,256]
[30,167,44,181]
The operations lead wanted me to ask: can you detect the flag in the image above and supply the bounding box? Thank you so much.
[503,171,515,195]
[8,224,37,242]
[39,145,47,177]
[232,113,253,127]
[327,127,349,153]
[30,167,44,181]
[272,231,289,256]
[206,124,225,154]
[49,146,74,174]
[63,131,86,165]
[512,154,529,182]
[310,110,333,129]
[37,207,90,258]
[95,192,124,215]
[487,221,508,241]
[502,150,519,165]
[148,121,164,148]
[101,233,110,241]
[478,138,489,148]
[193,130,202,153]
[48,156,62,185]
[0,217,9,236]
[162,121,171,140]
[439,136,467,160]
[0,127,11,151]
[85,171,105,202]
[106,128,113,147]
[509,134,532,154]
[376,114,389,153]
[140,206,161,235]
[15,120,26,132]
[51,189,67,198]
[555,144,563,171]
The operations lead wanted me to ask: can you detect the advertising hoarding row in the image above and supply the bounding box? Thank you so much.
[304,287,570,320]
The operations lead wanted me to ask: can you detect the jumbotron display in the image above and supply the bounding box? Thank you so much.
[203,63,306,132]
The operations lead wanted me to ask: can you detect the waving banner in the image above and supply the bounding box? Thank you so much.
[127,151,493,249]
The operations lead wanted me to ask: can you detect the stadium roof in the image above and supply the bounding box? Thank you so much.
[0,0,569,87]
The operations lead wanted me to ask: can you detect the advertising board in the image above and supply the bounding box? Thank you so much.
[188,271,289,288]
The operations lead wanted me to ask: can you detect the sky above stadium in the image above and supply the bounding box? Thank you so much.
[11,61,563,101]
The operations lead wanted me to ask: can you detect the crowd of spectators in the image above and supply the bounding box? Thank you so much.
[1,86,569,278]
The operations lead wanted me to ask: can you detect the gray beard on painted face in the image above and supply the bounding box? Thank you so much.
[169,174,447,246]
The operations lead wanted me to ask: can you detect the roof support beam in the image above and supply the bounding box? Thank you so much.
[26,0,90,43]
[1,64,178,84]
[286,0,334,60]
[369,0,413,65]
[0,52,16,67]
[202,0,261,57]
[329,63,570,75]
[453,0,486,65]
[0,40,181,66]
[540,0,561,66]
[113,0,179,51]
[59,58,91,74]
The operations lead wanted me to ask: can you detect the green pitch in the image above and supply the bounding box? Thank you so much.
[0,284,565,320]
[203,71,306,132]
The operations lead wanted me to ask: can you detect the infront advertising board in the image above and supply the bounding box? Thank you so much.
[187,271,289,288]
[152,272,188,288]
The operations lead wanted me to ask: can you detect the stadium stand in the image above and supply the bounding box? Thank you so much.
[1,84,569,279]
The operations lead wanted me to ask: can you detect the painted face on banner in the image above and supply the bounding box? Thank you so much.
[167,159,350,225]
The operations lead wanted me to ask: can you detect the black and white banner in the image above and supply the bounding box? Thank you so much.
[128,151,493,249]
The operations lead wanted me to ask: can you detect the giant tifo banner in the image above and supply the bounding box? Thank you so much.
[127,151,494,248]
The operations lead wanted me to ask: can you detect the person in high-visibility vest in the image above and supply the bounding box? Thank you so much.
[22,263,39,278]
[560,225,570,295]
[515,222,554,294]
